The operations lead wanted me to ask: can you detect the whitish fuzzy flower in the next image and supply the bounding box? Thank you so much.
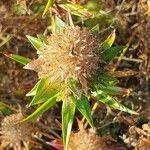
[68,128,108,150]
[0,113,34,150]
[24,27,101,91]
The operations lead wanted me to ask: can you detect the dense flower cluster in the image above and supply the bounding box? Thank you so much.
[0,113,34,150]
[68,128,108,150]
[25,27,101,91]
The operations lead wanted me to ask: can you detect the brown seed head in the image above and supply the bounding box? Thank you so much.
[24,27,101,91]
[68,128,108,150]
[0,113,34,150]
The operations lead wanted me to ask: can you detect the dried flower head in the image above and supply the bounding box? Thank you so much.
[25,27,101,91]
[68,128,108,150]
[122,124,150,150]
[0,113,34,150]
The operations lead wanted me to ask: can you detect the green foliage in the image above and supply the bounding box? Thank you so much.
[22,91,62,123]
[102,30,116,50]
[92,89,138,115]
[51,16,68,33]
[32,2,45,13]
[43,0,55,16]
[60,2,92,17]
[67,78,94,127]
[103,45,127,62]
[6,54,31,65]
[0,102,13,115]
[62,97,75,150]
[30,81,62,106]
[101,30,127,63]
[96,84,129,96]
[26,35,43,50]
[72,94,94,127]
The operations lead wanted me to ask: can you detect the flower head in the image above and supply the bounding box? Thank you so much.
[0,113,34,150]
[68,128,108,150]
[25,27,101,91]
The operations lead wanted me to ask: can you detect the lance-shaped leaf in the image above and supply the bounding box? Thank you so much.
[5,54,31,65]
[26,80,41,97]
[72,94,94,127]
[37,34,48,44]
[26,35,43,50]
[96,84,130,96]
[53,16,68,33]
[21,92,61,123]
[92,90,138,115]
[28,78,49,106]
[90,24,99,36]
[102,29,116,50]
[43,0,54,16]
[67,77,94,127]
[103,45,127,63]
[59,2,92,17]
[28,78,63,106]
[97,73,119,86]
[62,97,76,150]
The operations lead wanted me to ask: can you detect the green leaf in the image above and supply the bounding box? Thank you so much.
[55,16,68,31]
[21,92,61,123]
[102,29,116,50]
[0,102,13,115]
[28,79,63,106]
[96,84,130,96]
[72,94,94,127]
[98,73,118,86]
[37,34,48,44]
[103,45,127,62]
[90,24,99,36]
[28,78,49,105]
[92,90,138,115]
[26,80,41,97]
[6,54,31,65]
[66,77,81,96]
[62,97,76,150]
[51,16,68,33]
[66,78,94,127]
[43,0,54,16]
[26,35,43,50]
[59,2,92,17]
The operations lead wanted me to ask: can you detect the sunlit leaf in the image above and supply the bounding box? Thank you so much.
[28,78,63,106]
[28,78,49,106]
[92,90,138,115]
[26,35,43,50]
[26,80,41,97]
[62,97,76,150]
[56,16,68,30]
[103,45,127,62]
[60,2,92,17]
[22,92,61,123]
[37,34,48,44]
[102,29,116,50]
[96,84,130,96]
[72,94,94,127]
[43,0,54,16]
[5,54,31,65]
